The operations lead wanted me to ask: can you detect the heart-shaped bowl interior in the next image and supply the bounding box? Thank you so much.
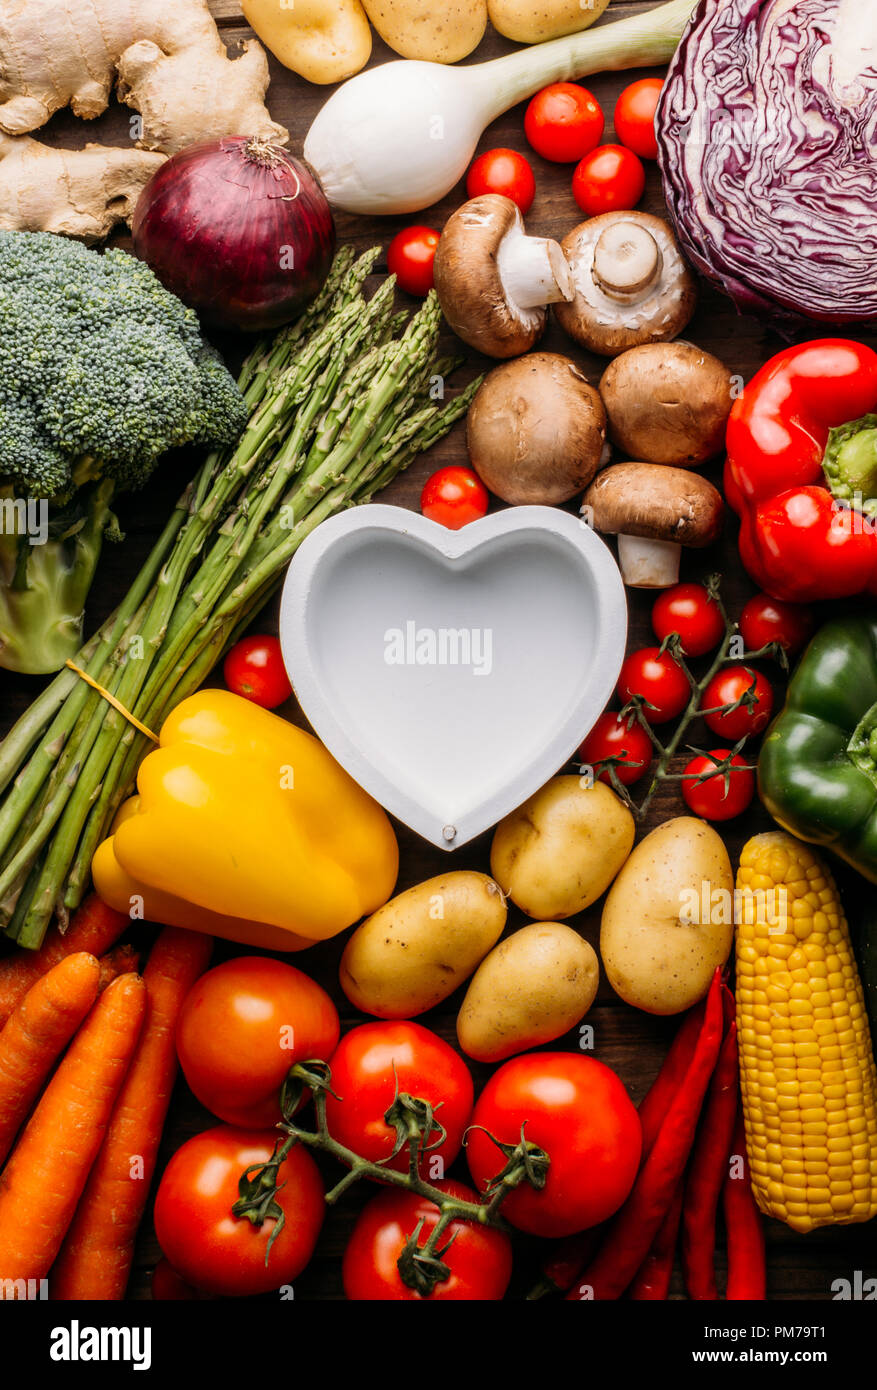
[280,505,627,849]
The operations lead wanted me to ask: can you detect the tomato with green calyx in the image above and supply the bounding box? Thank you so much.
[739,593,814,657]
[652,582,725,657]
[617,646,689,724]
[578,711,651,785]
[682,750,755,821]
[702,667,774,741]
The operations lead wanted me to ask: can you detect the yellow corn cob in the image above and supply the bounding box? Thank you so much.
[735,831,877,1233]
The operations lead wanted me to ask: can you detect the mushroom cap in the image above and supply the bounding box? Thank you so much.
[583,461,724,546]
[467,352,607,506]
[599,342,733,467]
[433,194,545,359]
[556,212,697,357]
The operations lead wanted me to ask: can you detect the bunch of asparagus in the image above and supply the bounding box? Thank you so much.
[0,248,480,949]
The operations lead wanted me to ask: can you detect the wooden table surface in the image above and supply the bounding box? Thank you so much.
[1,0,874,1302]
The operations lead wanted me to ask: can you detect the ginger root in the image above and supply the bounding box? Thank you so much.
[0,134,165,242]
[0,0,287,154]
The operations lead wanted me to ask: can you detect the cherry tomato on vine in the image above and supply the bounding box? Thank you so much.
[701,667,774,741]
[325,1021,473,1175]
[342,1179,513,1301]
[153,1125,324,1297]
[466,1053,641,1238]
[176,957,340,1128]
[467,148,536,213]
[739,593,814,657]
[613,78,664,160]
[386,226,440,297]
[681,750,755,821]
[421,466,489,529]
[223,634,291,709]
[617,647,689,724]
[578,711,652,785]
[651,583,725,657]
[572,143,645,216]
[524,83,604,163]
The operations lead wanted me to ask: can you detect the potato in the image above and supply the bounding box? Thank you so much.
[488,0,610,44]
[491,777,634,920]
[457,922,599,1062]
[339,871,506,1018]
[241,0,372,85]
[362,0,487,62]
[600,817,734,1016]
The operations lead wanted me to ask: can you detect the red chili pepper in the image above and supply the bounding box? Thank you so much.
[627,1181,682,1300]
[723,1108,767,1301]
[725,339,877,602]
[680,1021,739,1300]
[526,1228,603,1299]
[637,999,706,1156]
[567,969,724,1301]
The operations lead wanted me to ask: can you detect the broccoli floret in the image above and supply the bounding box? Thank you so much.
[0,230,247,673]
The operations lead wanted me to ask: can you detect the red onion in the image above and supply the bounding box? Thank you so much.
[132,136,336,333]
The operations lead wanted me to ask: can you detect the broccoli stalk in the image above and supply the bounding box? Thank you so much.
[0,479,120,674]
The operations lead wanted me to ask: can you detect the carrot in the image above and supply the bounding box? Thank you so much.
[0,894,128,1027]
[0,953,102,1167]
[51,928,212,1300]
[97,943,140,992]
[0,971,145,1283]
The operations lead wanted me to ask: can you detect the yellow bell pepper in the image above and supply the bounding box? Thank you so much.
[92,690,398,951]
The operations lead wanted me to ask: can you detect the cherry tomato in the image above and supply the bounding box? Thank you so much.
[386,226,440,297]
[467,1053,641,1238]
[524,83,604,163]
[701,667,774,741]
[153,1125,324,1297]
[739,593,814,658]
[651,583,725,657]
[151,1258,211,1301]
[578,711,652,786]
[325,1022,473,1176]
[682,750,755,821]
[467,148,536,213]
[342,1179,513,1301]
[572,143,645,216]
[420,466,489,530]
[223,634,291,709]
[176,957,340,1128]
[617,647,690,724]
[613,77,664,161]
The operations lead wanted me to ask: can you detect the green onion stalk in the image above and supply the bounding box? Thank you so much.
[0,249,481,949]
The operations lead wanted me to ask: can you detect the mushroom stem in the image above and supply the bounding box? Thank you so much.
[498,229,574,311]
[592,222,663,301]
[616,534,682,588]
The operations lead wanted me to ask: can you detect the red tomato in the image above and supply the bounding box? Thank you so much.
[467,1053,641,1238]
[524,83,604,163]
[739,593,814,657]
[176,957,340,1128]
[682,750,755,821]
[342,1179,513,1301]
[572,144,645,216]
[613,77,664,160]
[151,1258,210,1301]
[467,148,536,213]
[421,466,489,529]
[223,634,291,709]
[701,667,774,741]
[153,1125,324,1297]
[578,711,652,786]
[617,647,690,724]
[325,1022,473,1176]
[651,583,725,657]
[386,225,440,297]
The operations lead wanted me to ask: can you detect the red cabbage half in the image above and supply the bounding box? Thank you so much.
[657,0,877,325]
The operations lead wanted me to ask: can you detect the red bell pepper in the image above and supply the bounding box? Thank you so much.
[725,340,877,602]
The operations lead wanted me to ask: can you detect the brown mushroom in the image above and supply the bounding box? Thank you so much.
[583,462,724,588]
[467,353,608,505]
[555,212,697,357]
[600,342,734,466]
[433,194,574,359]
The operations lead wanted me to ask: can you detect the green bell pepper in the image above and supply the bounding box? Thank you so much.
[759,613,877,885]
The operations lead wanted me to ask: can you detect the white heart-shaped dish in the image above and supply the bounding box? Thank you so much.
[279,504,627,849]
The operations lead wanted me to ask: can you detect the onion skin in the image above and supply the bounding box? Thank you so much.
[657,0,877,326]
[132,137,336,333]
